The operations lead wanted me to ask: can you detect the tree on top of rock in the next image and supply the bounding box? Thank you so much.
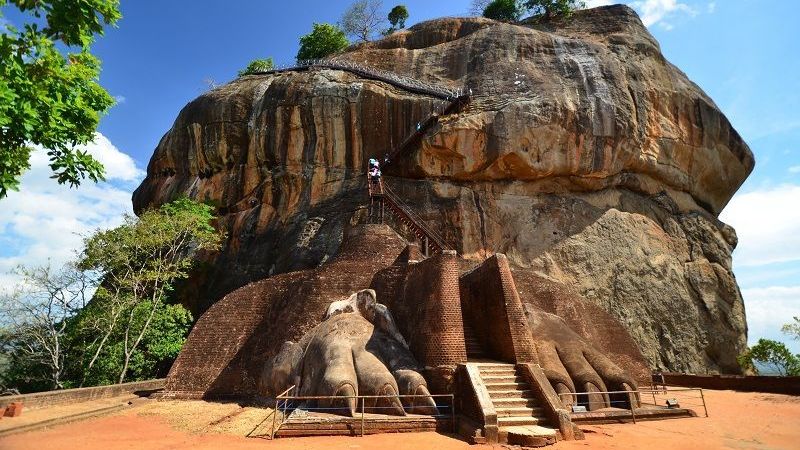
[238,58,274,77]
[388,5,409,31]
[0,0,121,199]
[341,0,387,42]
[296,23,349,62]
[470,0,494,16]
[483,0,523,22]
[524,0,585,20]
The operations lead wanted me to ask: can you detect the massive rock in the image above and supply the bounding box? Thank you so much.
[133,6,754,374]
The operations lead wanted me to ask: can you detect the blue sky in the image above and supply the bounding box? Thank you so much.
[1,1,799,353]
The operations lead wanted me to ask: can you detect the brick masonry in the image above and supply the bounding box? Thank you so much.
[0,379,164,410]
[459,254,538,364]
[378,250,468,368]
[164,225,408,398]
[662,373,800,395]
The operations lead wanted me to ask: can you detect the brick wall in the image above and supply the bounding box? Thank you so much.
[662,373,800,395]
[164,225,408,398]
[379,250,467,368]
[459,254,538,364]
[0,379,164,409]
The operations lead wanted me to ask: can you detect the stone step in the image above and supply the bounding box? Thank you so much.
[502,425,558,447]
[493,397,540,408]
[485,382,529,391]
[477,365,516,372]
[496,406,545,418]
[488,390,535,400]
[480,370,517,378]
[481,375,523,383]
[498,416,541,426]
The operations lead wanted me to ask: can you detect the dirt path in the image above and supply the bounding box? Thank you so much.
[0,389,798,450]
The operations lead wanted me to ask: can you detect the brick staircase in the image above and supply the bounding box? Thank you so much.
[463,322,487,360]
[476,362,558,446]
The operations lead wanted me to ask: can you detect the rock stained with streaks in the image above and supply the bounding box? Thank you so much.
[133,6,754,374]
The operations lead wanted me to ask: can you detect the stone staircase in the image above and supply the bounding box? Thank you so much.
[476,362,558,446]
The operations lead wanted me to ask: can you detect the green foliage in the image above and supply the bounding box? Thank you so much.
[68,301,193,386]
[738,339,800,376]
[388,5,409,30]
[238,57,274,77]
[0,198,222,392]
[483,0,523,22]
[296,23,349,61]
[783,317,800,341]
[523,0,585,19]
[0,0,121,198]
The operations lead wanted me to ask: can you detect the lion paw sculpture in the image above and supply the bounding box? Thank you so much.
[260,289,437,416]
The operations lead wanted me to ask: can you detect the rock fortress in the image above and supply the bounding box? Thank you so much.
[130,4,754,446]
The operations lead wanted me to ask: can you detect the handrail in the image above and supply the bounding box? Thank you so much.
[251,58,465,100]
[382,183,450,253]
[276,385,297,398]
[557,386,709,424]
[272,385,297,439]
[272,391,455,438]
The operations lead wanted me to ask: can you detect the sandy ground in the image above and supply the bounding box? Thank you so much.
[0,388,798,450]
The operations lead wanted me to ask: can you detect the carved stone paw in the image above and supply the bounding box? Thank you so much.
[525,306,639,410]
[261,290,437,416]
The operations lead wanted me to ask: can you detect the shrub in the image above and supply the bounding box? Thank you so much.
[238,58,274,76]
[483,0,522,22]
[297,23,350,61]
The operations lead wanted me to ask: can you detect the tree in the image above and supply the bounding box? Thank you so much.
[0,264,93,391]
[388,5,409,31]
[238,58,275,77]
[783,317,800,340]
[0,0,121,199]
[78,197,222,383]
[523,0,585,19]
[470,0,494,16]
[68,300,193,386]
[341,0,386,42]
[738,339,800,376]
[483,0,523,22]
[296,23,349,61]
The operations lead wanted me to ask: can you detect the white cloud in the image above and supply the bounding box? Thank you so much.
[707,2,716,13]
[741,285,800,352]
[720,184,800,267]
[114,95,127,104]
[789,165,800,174]
[79,132,144,181]
[630,0,696,27]
[0,133,143,293]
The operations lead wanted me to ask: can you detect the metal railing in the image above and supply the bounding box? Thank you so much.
[271,387,455,438]
[383,182,451,255]
[250,58,466,100]
[557,386,709,424]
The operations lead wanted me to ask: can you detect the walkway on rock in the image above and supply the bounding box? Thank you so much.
[255,58,468,256]
[253,58,466,100]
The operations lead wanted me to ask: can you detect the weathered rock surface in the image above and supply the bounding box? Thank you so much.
[133,6,753,373]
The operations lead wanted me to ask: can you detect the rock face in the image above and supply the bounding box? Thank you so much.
[133,6,753,374]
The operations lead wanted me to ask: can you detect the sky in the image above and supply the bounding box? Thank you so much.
[1,1,799,353]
